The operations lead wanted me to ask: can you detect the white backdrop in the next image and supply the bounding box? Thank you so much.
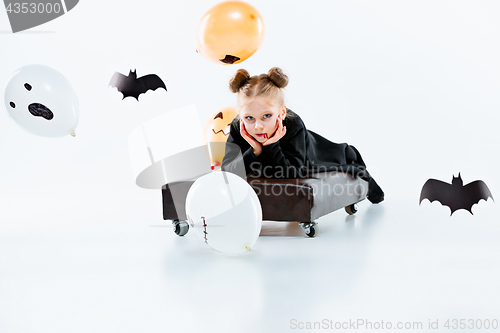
[1,1,499,332]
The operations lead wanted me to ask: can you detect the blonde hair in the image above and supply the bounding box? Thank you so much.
[229,67,289,109]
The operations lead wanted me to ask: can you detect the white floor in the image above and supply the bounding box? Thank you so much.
[1,0,500,331]
[0,180,498,332]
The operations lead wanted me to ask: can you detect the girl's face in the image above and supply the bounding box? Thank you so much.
[240,97,286,143]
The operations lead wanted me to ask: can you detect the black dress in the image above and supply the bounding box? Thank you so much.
[221,109,384,203]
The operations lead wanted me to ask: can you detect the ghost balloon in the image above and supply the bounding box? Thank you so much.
[3,64,79,137]
[186,171,262,254]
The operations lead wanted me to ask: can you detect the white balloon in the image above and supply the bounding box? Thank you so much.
[3,64,79,137]
[186,171,262,254]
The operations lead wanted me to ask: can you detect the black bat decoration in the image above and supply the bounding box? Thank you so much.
[109,70,166,100]
[419,173,494,215]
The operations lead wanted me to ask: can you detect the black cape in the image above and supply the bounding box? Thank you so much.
[221,109,384,203]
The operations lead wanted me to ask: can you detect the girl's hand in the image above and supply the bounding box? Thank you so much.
[263,114,286,146]
[240,118,262,156]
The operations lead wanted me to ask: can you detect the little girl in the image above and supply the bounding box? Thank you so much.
[221,67,384,204]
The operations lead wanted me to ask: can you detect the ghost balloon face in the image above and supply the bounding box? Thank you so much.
[4,65,79,137]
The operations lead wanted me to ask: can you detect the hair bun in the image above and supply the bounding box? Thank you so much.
[267,67,289,89]
[229,69,251,93]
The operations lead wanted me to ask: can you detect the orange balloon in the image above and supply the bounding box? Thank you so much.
[197,1,265,65]
[203,106,238,167]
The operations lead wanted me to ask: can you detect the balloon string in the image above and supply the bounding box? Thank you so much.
[70,130,76,137]
[207,141,214,170]
[222,171,235,208]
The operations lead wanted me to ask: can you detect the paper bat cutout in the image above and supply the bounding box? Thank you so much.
[419,173,494,215]
[109,70,167,100]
